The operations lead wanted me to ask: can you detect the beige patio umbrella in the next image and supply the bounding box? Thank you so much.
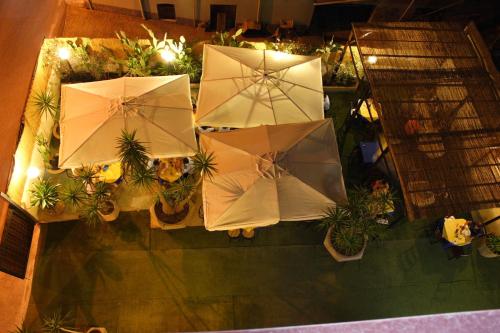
[196,44,324,128]
[200,118,347,231]
[59,75,197,168]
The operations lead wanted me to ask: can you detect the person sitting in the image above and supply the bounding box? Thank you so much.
[323,93,331,113]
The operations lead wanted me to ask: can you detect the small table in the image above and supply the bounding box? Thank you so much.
[442,218,472,246]
[96,162,122,183]
[158,158,183,183]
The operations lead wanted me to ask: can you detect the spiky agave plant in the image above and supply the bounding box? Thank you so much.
[42,310,80,333]
[32,89,58,119]
[73,164,98,191]
[165,177,196,211]
[81,199,102,227]
[60,181,87,208]
[192,149,217,184]
[116,129,150,180]
[29,178,61,211]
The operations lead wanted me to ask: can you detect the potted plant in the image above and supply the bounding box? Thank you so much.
[32,88,61,141]
[320,186,397,262]
[81,181,120,225]
[14,310,108,333]
[151,150,217,226]
[29,178,65,217]
[36,135,64,174]
[60,180,87,214]
[477,234,500,258]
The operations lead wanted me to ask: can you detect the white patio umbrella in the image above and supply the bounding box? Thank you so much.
[196,44,324,128]
[59,75,197,168]
[200,119,347,231]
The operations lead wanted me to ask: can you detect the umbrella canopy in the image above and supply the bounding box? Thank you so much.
[59,75,197,168]
[200,119,347,231]
[196,44,324,128]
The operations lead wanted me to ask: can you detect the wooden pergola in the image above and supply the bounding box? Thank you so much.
[352,21,500,220]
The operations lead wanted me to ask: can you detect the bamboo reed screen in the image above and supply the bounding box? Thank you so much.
[353,22,500,219]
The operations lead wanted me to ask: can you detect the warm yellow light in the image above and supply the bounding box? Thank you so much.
[367,55,378,64]
[272,50,290,61]
[27,166,41,179]
[160,49,176,62]
[57,47,71,60]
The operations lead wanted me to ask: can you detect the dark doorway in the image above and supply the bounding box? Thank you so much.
[0,194,36,279]
[210,5,236,32]
[157,3,176,20]
[309,4,375,36]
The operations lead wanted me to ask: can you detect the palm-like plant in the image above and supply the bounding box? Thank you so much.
[60,181,86,208]
[486,234,500,254]
[130,164,157,189]
[320,186,397,256]
[42,310,79,333]
[73,165,98,190]
[192,149,217,182]
[29,178,60,210]
[33,90,58,119]
[36,135,51,165]
[116,129,150,179]
[81,199,102,227]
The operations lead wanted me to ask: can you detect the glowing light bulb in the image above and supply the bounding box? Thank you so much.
[273,50,290,61]
[367,55,378,64]
[160,49,176,62]
[27,166,41,179]
[57,47,71,60]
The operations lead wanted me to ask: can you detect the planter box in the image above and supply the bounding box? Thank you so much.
[323,80,359,93]
[323,227,367,262]
[477,238,499,258]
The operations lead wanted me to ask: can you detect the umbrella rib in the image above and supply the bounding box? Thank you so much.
[203,75,259,82]
[267,79,313,121]
[270,74,324,94]
[126,104,192,111]
[197,77,265,121]
[210,45,259,72]
[265,85,278,125]
[126,75,186,104]
[59,109,119,166]
[135,110,197,151]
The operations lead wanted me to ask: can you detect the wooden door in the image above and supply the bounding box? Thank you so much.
[0,195,36,279]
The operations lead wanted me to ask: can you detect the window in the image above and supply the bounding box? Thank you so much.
[157,3,176,20]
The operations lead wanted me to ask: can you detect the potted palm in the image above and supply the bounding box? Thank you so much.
[151,150,217,226]
[477,234,500,258]
[29,178,65,217]
[320,186,397,262]
[36,135,64,175]
[32,88,61,141]
[81,182,120,225]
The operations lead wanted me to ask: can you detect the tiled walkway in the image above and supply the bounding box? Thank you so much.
[25,213,499,332]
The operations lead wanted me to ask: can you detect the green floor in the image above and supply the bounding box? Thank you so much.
[26,214,499,332]
[25,91,499,331]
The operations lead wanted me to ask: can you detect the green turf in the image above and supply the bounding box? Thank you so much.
[25,213,499,332]
[24,91,500,332]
